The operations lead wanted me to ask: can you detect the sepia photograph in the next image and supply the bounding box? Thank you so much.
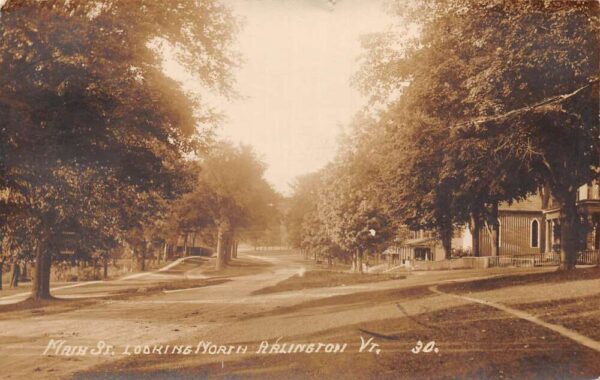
[0,0,599,379]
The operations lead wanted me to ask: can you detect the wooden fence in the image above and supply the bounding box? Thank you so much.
[488,253,560,268]
[488,250,599,268]
[577,250,600,265]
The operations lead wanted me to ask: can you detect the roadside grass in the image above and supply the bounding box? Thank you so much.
[252,270,403,295]
[436,266,600,352]
[0,278,229,318]
[515,293,600,342]
[439,266,600,293]
[0,282,34,298]
[0,258,202,299]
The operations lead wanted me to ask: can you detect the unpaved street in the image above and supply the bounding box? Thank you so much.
[1,251,600,379]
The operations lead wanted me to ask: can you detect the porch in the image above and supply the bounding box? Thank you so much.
[543,205,600,254]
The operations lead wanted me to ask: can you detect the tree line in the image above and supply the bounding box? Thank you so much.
[286,0,599,271]
[0,0,278,301]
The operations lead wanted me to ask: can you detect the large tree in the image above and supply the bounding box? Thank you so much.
[286,173,322,250]
[0,0,239,299]
[287,167,344,266]
[316,119,393,272]
[169,142,279,270]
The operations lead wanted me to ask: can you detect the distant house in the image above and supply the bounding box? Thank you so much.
[382,237,440,265]
[383,229,467,264]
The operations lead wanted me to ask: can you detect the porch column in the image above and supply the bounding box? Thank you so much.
[592,214,600,250]
[546,220,552,253]
[550,219,556,253]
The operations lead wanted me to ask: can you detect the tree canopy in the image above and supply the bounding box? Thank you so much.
[0,0,239,299]
[163,142,279,269]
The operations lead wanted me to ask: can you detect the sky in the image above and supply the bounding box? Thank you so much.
[0,0,393,195]
[170,0,393,195]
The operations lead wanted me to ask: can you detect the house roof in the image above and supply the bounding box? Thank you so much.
[404,237,437,247]
[499,194,543,213]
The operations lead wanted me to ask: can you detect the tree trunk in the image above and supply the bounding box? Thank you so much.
[0,260,3,291]
[163,242,169,262]
[32,239,52,301]
[469,213,481,257]
[485,202,500,257]
[558,190,579,270]
[230,239,238,259]
[138,244,146,272]
[327,254,332,268]
[224,233,231,264]
[190,231,197,256]
[540,183,551,253]
[216,231,225,270]
[439,225,453,259]
[182,233,189,257]
[92,259,99,279]
[357,250,364,274]
[216,218,231,270]
[133,249,139,271]
[227,232,235,261]
[489,225,499,257]
[11,261,22,288]
[128,242,135,271]
[103,257,108,279]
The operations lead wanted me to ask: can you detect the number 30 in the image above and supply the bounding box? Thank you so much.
[411,340,438,354]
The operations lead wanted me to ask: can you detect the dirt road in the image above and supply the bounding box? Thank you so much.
[1,251,600,379]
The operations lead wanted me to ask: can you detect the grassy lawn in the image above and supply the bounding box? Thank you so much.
[252,270,402,295]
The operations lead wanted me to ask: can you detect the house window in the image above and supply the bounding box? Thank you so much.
[531,219,539,248]
[414,248,430,261]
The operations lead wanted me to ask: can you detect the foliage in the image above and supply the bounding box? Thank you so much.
[292,0,598,269]
[287,116,394,267]
[161,142,280,268]
[352,0,598,264]
[0,0,239,298]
